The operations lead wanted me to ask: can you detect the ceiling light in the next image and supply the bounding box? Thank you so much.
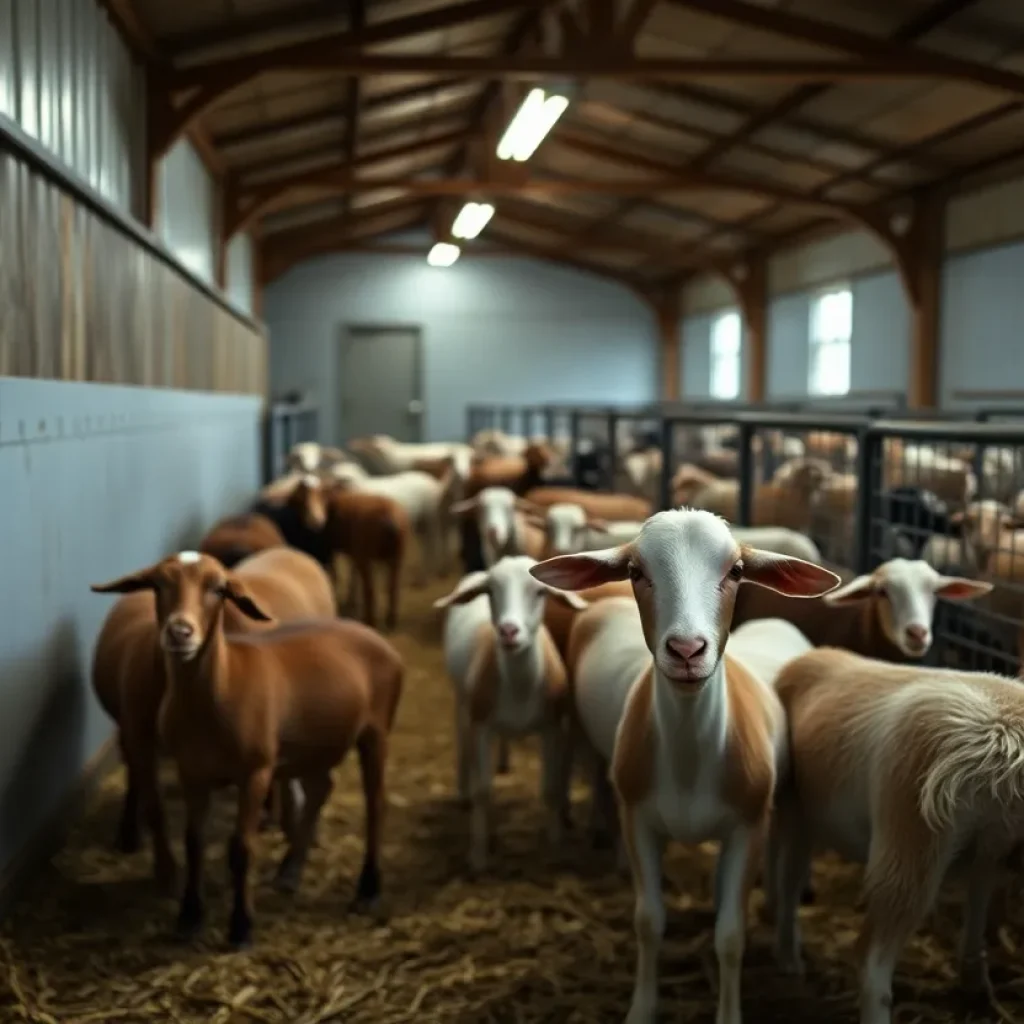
[427,242,460,267]
[451,202,495,240]
[496,88,570,162]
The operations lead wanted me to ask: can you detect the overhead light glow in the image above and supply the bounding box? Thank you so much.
[496,88,570,162]
[427,242,460,267]
[451,202,495,240]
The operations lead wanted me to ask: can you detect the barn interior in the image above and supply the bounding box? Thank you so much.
[3,0,1024,1021]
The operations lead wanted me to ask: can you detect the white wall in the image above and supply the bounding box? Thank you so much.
[0,0,146,217]
[156,138,218,285]
[226,233,255,316]
[264,243,658,442]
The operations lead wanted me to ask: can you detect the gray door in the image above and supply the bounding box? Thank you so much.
[339,326,423,443]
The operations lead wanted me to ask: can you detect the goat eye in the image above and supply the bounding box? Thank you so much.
[628,563,648,585]
[727,562,743,582]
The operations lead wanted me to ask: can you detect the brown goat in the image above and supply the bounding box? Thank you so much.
[288,476,409,631]
[523,486,652,522]
[91,551,404,949]
[90,546,336,891]
[199,513,285,568]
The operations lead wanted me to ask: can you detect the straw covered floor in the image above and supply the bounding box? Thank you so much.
[3,568,1024,1023]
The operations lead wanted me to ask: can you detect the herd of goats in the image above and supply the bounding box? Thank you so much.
[85,422,1024,1024]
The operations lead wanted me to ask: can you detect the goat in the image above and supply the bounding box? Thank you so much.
[531,509,840,1024]
[288,475,409,631]
[91,551,404,948]
[199,513,285,568]
[434,557,587,870]
[730,557,991,661]
[90,546,336,893]
[770,646,1024,1023]
[523,486,651,523]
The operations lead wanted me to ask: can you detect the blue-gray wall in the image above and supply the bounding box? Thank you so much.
[680,311,715,400]
[940,240,1024,409]
[264,249,658,442]
[0,379,262,876]
[765,271,909,400]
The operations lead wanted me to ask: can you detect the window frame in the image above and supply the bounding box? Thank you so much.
[709,308,742,401]
[807,285,853,397]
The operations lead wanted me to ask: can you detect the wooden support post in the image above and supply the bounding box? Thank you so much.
[906,193,944,409]
[862,191,945,409]
[722,256,767,402]
[654,290,681,400]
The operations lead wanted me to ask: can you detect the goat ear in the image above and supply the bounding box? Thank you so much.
[935,576,993,600]
[821,573,878,605]
[91,566,159,594]
[222,578,274,621]
[742,547,842,599]
[543,586,590,611]
[530,547,631,591]
[433,573,490,609]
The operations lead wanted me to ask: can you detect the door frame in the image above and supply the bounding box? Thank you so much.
[338,323,426,444]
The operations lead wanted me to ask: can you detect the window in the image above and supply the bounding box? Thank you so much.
[710,311,741,400]
[808,287,852,396]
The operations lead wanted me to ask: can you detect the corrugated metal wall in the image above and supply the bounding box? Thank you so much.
[0,0,146,218]
[157,138,218,286]
[226,233,255,315]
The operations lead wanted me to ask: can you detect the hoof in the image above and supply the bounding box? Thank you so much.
[274,862,301,895]
[175,909,204,942]
[227,912,253,950]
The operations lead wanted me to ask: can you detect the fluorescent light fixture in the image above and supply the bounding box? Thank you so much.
[496,87,570,162]
[427,242,460,267]
[451,202,495,240]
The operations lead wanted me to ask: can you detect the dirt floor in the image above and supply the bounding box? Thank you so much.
[3,569,1024,1023]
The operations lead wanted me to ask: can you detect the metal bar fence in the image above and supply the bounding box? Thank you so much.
[264,400,319,483]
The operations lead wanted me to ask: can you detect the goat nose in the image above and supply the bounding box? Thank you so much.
[905,624,928,645]
[666,636,707,661]
[498,623,520,642]
[168,619,194,640]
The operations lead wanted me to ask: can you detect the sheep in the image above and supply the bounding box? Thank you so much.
[450,487,546,566]
[328,461,457,583]
[530,509,841,1024]
[90,545,337,892]
[199,513,285,568]
[522,486,652,523]
[288,475,409,631]
[91,550,404,948]
[433,557,588,871]
[730,557,992,662]
[768,646,1024,1023]
[617,448,662,505]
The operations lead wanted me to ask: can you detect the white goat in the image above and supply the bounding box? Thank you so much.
[529,502,644,557]
[769,646,1024,1024]
[532,510,840,1024]
[450,487,545,566]
[434,557,588,871]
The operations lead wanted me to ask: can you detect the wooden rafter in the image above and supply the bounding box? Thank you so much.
[211,80,467,152]
[164,1,350,60]
[683,0,981,174]
[164,53,1024,93]
[154,0,545,157]
[342,0,367,219]
[226,128,471,237]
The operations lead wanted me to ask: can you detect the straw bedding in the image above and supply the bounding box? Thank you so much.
[2,569,1024,1023]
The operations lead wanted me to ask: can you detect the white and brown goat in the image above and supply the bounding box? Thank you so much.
[531,509,840,1024]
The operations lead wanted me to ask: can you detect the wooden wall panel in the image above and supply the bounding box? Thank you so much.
[0,145,266,395]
